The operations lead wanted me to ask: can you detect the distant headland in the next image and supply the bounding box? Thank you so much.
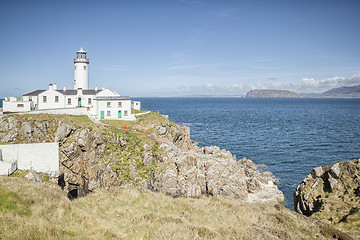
[245,84,360,98]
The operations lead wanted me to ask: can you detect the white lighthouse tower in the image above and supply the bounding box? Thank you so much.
[73,47,89,90]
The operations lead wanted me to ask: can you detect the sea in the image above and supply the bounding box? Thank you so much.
[134,97,360,209]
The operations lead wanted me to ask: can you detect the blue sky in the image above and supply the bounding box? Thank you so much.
[1,0,359,97]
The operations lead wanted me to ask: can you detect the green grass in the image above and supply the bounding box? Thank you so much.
[66,115,93,124]
[133,109,149,114]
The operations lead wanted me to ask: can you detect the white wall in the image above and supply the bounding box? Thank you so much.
[74,62,89,90]
[131,101,141,110]
[38,89,65,110]
[96,99,135,120]
[3,100,32,113]
[0,143,59,173]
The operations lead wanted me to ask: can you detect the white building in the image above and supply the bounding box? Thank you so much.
[2,48,139,120]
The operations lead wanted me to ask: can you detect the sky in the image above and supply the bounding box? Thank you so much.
[0,0,360,97]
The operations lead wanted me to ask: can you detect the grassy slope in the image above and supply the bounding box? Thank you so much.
[0,177,354,240]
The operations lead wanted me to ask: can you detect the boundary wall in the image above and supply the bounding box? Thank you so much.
[0,142,59,174]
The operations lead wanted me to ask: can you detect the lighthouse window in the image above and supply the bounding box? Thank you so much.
[55,96,59,103]
[84,66,87,70]
[75,66,77,70]
[43,96,47,103]
[68,98,71,105]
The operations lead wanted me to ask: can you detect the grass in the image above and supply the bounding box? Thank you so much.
[133,109,149,114]
[0,176,356,240]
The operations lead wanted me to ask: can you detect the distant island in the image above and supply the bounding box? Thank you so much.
[246,84,360,98]
[246,89,303,98]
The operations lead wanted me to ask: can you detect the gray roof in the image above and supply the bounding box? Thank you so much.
[23,89,101,96]
[23,90,45,96]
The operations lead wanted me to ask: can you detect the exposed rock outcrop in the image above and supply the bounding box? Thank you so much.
[294,160,360,225]
[0,114,284,204]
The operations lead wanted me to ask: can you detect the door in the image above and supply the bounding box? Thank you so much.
[100,111,104,119]
[78,98,82,107]
[118,110,122,118]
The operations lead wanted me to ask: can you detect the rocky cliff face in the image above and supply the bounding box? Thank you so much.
[0,113,283,203]
[294,160,360,230]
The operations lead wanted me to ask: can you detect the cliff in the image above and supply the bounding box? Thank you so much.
[294,160,360,236]
[246,89,304,98]
[0,113,283,203]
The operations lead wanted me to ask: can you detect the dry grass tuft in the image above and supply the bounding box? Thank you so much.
[0,176,356,240]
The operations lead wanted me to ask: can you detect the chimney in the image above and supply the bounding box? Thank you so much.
[49,83,53,90]
[102,86,105,90]
[63,85,66,91]
[53,83,57,90]
[95,85,98,91]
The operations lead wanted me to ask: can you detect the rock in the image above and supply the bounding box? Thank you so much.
[294,159,360,225]
[0,116,18,132]
[34,121,49,137]
[149,140,282,203]
[156,125,167,135]
[25,169,42,183]
[21,122,34,142]
[311,166,324,178]
[330,162,340,178]
[55,122,75,143]
[143,151,153,165]
[1,129,18,143]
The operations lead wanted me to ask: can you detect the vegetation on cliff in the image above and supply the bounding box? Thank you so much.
[0,176,354,240]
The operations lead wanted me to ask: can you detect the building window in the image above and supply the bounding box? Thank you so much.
[75,66,77,70]
[107,111,111,116]
[107,102,111,108]
[84,66,87,70]
[43,96,47,103]
[136,102,138,106]
[118,102,122,107]
[124,110,128,116]
[55,96,59,103]
[29,96,32,101]
[17,104,24,108]
[88,98,91,104]
[68,98,71,105]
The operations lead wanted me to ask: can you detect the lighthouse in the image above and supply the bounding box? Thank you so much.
[73,47,89,90]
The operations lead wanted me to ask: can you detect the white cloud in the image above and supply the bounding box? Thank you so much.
[289,74,360,92]
[153,73,360,96]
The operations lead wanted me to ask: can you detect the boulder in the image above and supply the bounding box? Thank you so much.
[294,159,360,225]
[55,122,75,143]
[21,122,34,142]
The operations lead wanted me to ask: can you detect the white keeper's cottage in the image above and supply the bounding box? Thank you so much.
[3,48,139,120]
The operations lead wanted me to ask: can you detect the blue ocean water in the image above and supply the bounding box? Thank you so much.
[135,97,360,209]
